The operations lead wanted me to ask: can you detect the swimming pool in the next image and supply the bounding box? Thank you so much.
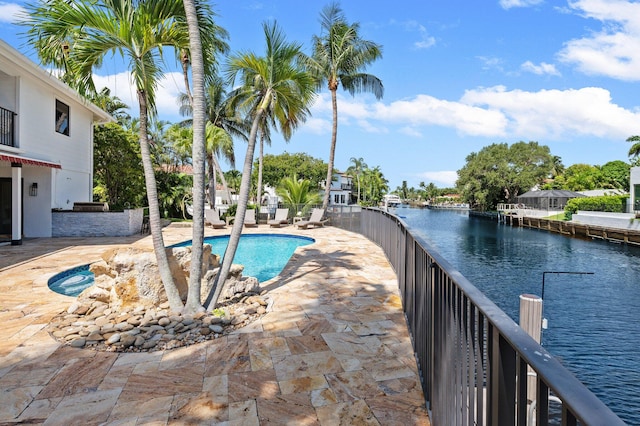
[48,234,315,296]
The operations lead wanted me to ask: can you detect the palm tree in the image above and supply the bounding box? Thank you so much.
[627,136,640,161]
[362,165,388,204]
[22,0,203,311]
[205,21,315,309]
[182,0,204,313]
[276,174,322,217]
[307,2,383,209]
[179,76,248,207]
[347,156,366,203]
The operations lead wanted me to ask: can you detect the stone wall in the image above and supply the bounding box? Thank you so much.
[52,208,144,237]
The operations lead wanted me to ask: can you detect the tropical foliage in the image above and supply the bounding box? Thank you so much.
[276,174,322,216]
[93,123,146,210]
[543,161,630,192]
[456,141,554,211]
[255,153,327,190]
[564,195,628,220]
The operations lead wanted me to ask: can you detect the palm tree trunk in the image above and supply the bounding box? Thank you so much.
[211,153,232,205]
[207,153,216,208]
[183,0,206,313]
[138,90,182,311]
[205,107,264,310]
[257,130,264,212]
[322,88,338,209]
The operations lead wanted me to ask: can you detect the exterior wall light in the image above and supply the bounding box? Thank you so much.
[29,182,37,197]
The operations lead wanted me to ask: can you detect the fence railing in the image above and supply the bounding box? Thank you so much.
[327,206,624,425]
[0,106,15,148]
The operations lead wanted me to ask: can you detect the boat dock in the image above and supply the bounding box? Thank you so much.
[497,208,640,246]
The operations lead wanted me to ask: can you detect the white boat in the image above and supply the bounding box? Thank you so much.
[382,194,402,212]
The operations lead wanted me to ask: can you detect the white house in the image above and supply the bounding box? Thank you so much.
[0,39,112,244]
[322,172,354,206]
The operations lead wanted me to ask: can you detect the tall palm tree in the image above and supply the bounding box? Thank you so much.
[181,0,208,313]
[204,21,315,309]
[347,156,366,203]
[179,76,247,207]
[307,2,384,209]
[22,0,201,311]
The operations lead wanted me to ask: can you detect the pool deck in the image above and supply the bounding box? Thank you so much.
[0,224,430,425]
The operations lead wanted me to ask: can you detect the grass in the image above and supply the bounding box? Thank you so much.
[543,213,566,221]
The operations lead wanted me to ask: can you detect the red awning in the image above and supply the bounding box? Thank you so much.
[0,153,61,169]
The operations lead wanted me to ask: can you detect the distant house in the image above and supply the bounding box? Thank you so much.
[0,39,112,244]
[516,189,585,210]
[321,172,353,206]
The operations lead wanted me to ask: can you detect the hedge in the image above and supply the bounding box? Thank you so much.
[564,195,628,220]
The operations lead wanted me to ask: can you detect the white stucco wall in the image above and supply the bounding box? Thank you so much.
[0,39,111,240]
[631,167,640,211]
[22,166,53,237]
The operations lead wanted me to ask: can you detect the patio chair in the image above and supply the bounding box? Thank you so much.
[268,208,290,228]
[205,208,226,229]
[244,209,258,227]
[295,208,328,229]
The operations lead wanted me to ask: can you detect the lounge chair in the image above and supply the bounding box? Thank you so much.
[295,208,328,229]
[244,209,258,227]
[204,208,226,229]
[268,208,290,228]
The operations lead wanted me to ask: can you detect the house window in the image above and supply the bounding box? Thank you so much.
[55,100,69,136]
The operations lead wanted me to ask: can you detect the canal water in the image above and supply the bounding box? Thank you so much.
[396,206,640,424]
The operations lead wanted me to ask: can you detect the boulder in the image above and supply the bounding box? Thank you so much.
[81,244,256,310]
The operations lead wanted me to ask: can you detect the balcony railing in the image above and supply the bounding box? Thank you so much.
[327,206,624,425]
[0,106,16,147]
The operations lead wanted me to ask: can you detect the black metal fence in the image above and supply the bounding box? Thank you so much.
[0,106,15,147]
[327,206,624,425]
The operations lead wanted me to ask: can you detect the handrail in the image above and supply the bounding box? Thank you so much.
[328,206,625,425]
[0,106,16,147]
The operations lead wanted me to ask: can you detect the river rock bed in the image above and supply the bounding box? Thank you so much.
[46,293,270,353]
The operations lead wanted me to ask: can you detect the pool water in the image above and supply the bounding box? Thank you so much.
[48,234,315,296]
[48,264,94,296]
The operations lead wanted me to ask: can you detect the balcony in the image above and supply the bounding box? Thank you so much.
[0,106,15,148]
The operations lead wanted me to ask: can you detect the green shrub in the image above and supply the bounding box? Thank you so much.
[564,195,628,220]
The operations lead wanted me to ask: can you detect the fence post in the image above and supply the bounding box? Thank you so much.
[519,293,543,420]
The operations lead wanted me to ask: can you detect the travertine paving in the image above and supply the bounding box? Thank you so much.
[0,224,430,425]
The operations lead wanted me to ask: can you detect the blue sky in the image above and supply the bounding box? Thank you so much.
[2,0,640,190]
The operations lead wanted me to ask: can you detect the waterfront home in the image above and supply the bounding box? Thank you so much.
[0,39,112,244]
[321,171,354,206]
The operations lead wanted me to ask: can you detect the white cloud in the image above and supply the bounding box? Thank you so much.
[461,85,640,139]
[93,71,185,120]
[302,117,331,134]
[399,126,423,137]
[499,0,544,9]
[521,61,561,76]
[92,70,640,146]
[417,171,459,187]
[400,20,436,49]
[373,94,509,137]
[477,56,505,72]
[0,2,27,23]
[559,0,640,80]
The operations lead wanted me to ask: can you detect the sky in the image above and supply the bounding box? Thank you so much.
[2,0,640,190]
